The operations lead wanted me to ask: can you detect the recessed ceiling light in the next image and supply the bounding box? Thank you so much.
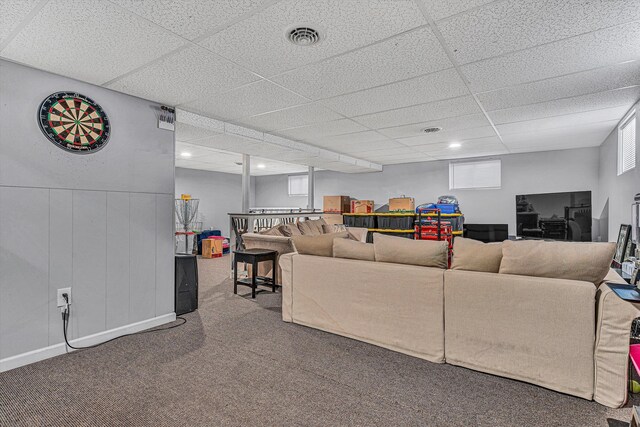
[288,27,321,46]
[422,127,442,134]
[180,152,192,158]
[257,163,266,169]
[449,142,461,149]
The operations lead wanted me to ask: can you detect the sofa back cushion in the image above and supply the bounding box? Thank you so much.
[373,233,448,269]
[333,238,375,261]
[499,240,616,285]
[259,226,284,236]
[297,219,326,236]
[292,231,349,257]
[278,223,302,237]
[451,237,503,273]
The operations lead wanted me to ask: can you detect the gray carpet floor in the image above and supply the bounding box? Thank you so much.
[1,255,638,426]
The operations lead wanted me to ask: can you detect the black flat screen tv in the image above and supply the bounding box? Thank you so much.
[516,191,592,241]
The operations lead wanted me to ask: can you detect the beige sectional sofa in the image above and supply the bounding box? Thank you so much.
[279,234,638,408]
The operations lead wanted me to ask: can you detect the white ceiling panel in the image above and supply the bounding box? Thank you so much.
[337,140,406,154]
[1,0,186,85]
[488,86,640,124]
[397,126,498,147]
[420,0,496,21]
[438,0,640,64]
[460,21,640,92]
[378,113,492,139]
[275,119,369,140]
[180,80,308,120]
[322,68,470,117]
[306,131,388,147]
[353,95,481,129]
[476,60,640,111]
[110,0,270,40]
[197,0,426,77]
[234,102,342,132]
[0,0,41,46]
[496,107,631,136]
[175,122,221,142]
[502,121,618,151]
[107,45,259,105]
[271,26,452,100]
[422,137,509,159]
[377,155,437,165]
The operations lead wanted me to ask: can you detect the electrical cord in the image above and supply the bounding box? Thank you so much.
[60,294,186,350]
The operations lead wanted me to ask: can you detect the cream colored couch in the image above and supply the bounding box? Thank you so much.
[279,241,637,408]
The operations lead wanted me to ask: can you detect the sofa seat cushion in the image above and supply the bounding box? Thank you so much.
[451,237,502,273]
[373,233,448,269]
[333,238,375,261]
[292,231,349,257]
[499,240,616,285]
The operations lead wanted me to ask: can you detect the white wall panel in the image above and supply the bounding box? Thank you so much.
[48,189,72,345]
[129,194,157,323]
[72,191,107,339]
[155,194,175,316]
[106,192,131,330]
[0,187,50,359]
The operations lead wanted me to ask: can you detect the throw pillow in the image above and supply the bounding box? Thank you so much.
[322,223,347,234]
[259,226,284,237]
[498,240,616,285]
[451,237,503,273]
[278,223,302,237]
[297,220,321,236]
[373,233,448,269]
[333,238,375,261]
[292,231,349,257]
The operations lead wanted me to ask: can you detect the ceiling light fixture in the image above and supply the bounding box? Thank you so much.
[287,27,321,46]
[449,142,461,149]
[180,152,192,158]
[422,127,442,134]
[257,163,266,169]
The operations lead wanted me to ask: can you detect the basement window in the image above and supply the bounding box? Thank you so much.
[288,174,308,197]
[618,110,636,175]
[449,159,501,190]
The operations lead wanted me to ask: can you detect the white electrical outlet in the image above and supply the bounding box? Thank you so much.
[57,288,71,307]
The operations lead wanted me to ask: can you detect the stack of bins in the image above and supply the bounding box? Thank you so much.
[414,209,454,266]
[371,213,415,242]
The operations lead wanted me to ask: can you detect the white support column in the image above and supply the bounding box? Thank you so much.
[308,166,315,210]
[242,154,250,214]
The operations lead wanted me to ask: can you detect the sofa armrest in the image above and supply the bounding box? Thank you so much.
[347,227,368,243]
[594,283,640,407]
[279,252,295,322]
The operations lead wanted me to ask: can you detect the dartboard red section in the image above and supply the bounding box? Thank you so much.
[38,91,110,153]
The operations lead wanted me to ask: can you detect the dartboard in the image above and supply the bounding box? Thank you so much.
[38,92,110,153]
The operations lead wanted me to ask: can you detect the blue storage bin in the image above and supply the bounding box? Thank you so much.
[435,203,459,214]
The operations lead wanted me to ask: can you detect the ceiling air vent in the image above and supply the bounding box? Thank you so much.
[422,127,442,134]
[288,27,321,46]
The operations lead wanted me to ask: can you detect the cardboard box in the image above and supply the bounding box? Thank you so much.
[202,238,223,259]
[323,196,351,213]
[323,214,344,225]
[351,200,374,214]
[389,197,415,212]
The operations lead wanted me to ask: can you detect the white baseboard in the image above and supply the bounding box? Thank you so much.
[0,313,176,373]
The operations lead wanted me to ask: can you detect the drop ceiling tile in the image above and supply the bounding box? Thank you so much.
[397,126,497,146]
[110,0,269,40]
[187,133,262,154]
[438,0,640,64]
[333,140,405,154]
[197,0,426,77]
[502,121,617,152]
[1,0,186,85]
[180,80,308,120]
[460,21,640,92]
[322,68,470,117]
[306,131,388,146]
[378,154,436,165]
[107,45,259,105]
[271,26,452,99]
[378,113,492,138]
[353,95,481,129]
[476,60,640,111]
[275,119,369,140]
[488,86,640,124]
[234,103,342,132]
[420,0,496,21]
[0,0,41,46]
[175,122,221,142]
[422,137,508,159]
[496,106,631,136]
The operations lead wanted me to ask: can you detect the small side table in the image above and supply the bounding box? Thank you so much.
[233,249,277,298]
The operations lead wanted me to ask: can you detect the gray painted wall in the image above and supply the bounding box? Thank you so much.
[254,148,601,238]
[174,167,255,237]
[596,100,640,242]
[0,60,175,360]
